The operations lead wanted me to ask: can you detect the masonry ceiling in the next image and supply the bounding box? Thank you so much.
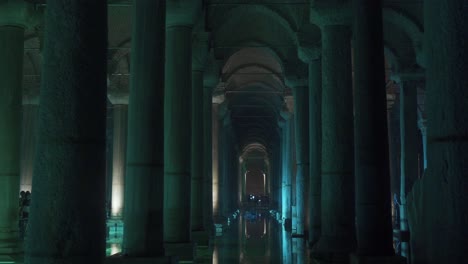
[20,0,425,162]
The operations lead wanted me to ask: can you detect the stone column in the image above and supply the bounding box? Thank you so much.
[417,114,427,171]
[212,102,221,218]
[25,1,107,263]
[163,13,194,258]
[289,82,309,237]
[351,0,401,261]
[0,24,24,256]
[312,22,356,260]
[191,70,204,232]
[280,112,292,222]
[399,77,419,260]
[202,85,214,232]
[299,47,322,246]
[191,34,210,240]
[407,1,468,263]
[122,0,165,257]
[20,98,39,193]
[110,102,127,220]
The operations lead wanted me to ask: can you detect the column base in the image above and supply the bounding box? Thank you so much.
[191,230,209,246]
[0,255,15,263]
[164,242,195,261]
[350,253,406,264]
[106,256,174,264]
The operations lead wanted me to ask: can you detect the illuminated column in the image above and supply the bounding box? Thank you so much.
[212,101,222,218]
[202,85,213,231]
[0,24,24,256]
[26,1,107,262]
[280,111,293,221]
[123,0,165,256]
[417,113,427,170]
[299,46,322,246]
[288,80,309,237]
[312,21,356,259]
[109,101,127,219]
[20,97,39,193]
[399,76,420,259]
[352,0,401,261]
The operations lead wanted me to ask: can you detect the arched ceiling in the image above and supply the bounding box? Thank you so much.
[221,47,285,157]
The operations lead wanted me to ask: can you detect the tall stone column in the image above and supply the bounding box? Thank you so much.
[351,0,402,262]
[312,21,356,260]
[25,1,107,263]
[407,1,468,263]
[109,102,127,220]
[20,98,39,193]
[289,82,309,237]
[280,111,293,222]
[399,77,419,260]
[0,24,24,256]
[417,114,427,171]
[163,20,193,259]
[202,85,213,231]
[212,102,222,218]
[191,70,204,232]
[191,34,210,242]
[299,47,322,246]
[122,0,165,257]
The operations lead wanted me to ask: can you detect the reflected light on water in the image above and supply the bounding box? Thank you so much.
[110,243,121,255]
[212,245,219,264]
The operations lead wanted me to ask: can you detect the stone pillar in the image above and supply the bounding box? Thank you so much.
[110,103,127,219]
[25,1,107,263]
[0,24,24,256]
[122,0,165,257]
[212,102,221,218]
[351,0,402,261]
[299,47,322,246]
[280,112,292,222]
[202,85,213,232]
[417,115,427,171]
[407,1,468,263]
[20,99,39,193]
[312,23,356,260]
[191,70,204,232]
[399,78,419,260]
[163,10,195,258]
[191,33,210,239]
[290,83,309,237]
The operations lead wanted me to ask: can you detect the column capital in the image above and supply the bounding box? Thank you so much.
[392,70,425,82]
[166,0,202,28]
[107,93,129,105]
[212,93,225,104]
[284,95,294,114]
[310,3,352,28]
[298,46,321,64]
[0,0,42,29]
[285,76,308,89]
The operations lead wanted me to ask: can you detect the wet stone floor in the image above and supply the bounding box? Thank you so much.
[106,211,310,263]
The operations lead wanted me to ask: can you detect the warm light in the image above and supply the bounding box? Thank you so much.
[213,171,219,214]
[110,243,121,255]
[111,171,124,218]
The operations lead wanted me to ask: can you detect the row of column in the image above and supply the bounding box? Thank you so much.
[18,0,211,262]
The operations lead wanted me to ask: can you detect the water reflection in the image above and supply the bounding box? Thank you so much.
[213,210,309,264]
